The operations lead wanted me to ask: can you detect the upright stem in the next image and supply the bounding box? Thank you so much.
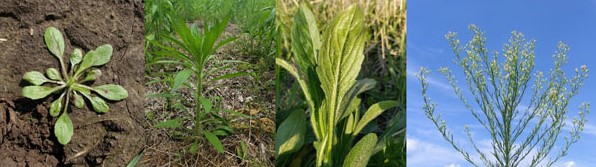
[194,71,203,144]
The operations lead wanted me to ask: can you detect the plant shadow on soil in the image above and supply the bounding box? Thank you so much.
[0,0,145,166]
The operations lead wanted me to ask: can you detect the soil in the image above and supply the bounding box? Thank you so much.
[0,0,145,166]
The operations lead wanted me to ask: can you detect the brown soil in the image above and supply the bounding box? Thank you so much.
[0,0,145,166]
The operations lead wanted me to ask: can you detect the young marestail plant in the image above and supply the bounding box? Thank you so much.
[275,5,398,167]
[21,27,128,145]
[418,25,589,167]
[148,11,250,154]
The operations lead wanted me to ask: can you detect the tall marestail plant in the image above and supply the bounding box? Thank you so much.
[275,5,398,167]
[418,25,589,167]
[149,11,250,154]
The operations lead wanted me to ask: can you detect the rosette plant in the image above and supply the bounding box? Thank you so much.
[21,27,128,145]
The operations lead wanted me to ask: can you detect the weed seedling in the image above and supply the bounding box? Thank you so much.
[21,27,128,145]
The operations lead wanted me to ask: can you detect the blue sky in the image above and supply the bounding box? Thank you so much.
[407,0,596,166]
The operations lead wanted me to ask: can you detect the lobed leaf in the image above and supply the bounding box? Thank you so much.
[23,71,49,86]
[44,27,65,59]
[93,84,128,101]
[55,112,74,145]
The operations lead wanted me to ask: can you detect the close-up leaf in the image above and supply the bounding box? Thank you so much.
[92,44,113,66]
[46,68,62,81]
[70,48,83,68]
[171,69,192,92]
[353,101,398,135]
[23,71,50,86]
[22,85,61,100]
[44,27,65,59]
[55,112,74,145]
[49,95,64,117]
[93,84,129,101]
[89,96,109,113]
[72,91,86,108]
[343,133,377,167]
[204,131,224,153]
[275,110,306,157]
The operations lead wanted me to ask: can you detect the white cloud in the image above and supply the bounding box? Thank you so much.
[563,161,575,167]
[407,136,466,166]
[445,164,461,167]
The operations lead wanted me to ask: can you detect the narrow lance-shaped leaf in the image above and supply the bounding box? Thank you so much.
[171,69,192,92]
[44,27,65,59]
[353,100,398,135]
[55,112,74,145]
[204,131,224,153]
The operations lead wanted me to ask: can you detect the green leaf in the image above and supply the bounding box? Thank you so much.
[343,133,377,167]
[22,86,60,100]
[89,96,109,113]
[72,92,85,108]
[204,131,224,153]
[153,118,182,128]
[93,84,128,101]
[55,112,74,145]
[46,68,62,81]
[76,50,97,75]
[126,149,144,167]
[82,69,102,82]
[317,4,367,126]
[93,44,113,66]
[171,69,192,92]
[353,101,398,135]
[44,27,65,59]
[275,110,306,157]
[23,71,49,85]
[188,142,198,155]
[200,97,212,114]
[291,5,320,74]
[70,48,83,67]
[49,95,63,117]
